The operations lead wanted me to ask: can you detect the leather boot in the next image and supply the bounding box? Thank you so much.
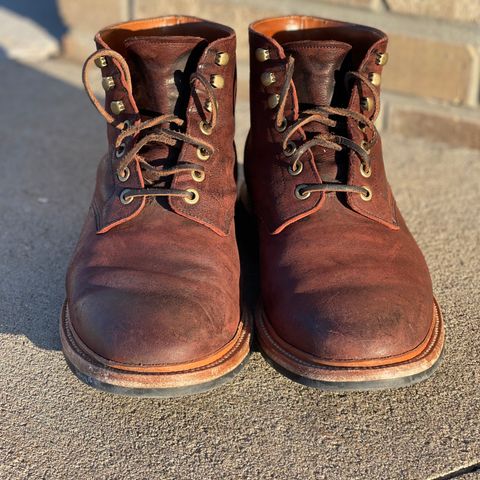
[245,16,444,390]
[60,16,250,396]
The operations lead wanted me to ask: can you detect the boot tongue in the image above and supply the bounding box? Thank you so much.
[283,40,351,107]
[124,35,208,118]
[282,39,352,181]
[123,35,207,188]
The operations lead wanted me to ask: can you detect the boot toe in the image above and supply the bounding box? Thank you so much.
[70,287,229,366]
[269,285,434,364]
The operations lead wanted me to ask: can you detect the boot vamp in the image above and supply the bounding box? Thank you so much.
[66,202,240,366]
[260,197,434,362]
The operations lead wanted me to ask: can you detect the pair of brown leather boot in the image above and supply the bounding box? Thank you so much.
[61,15,444,396]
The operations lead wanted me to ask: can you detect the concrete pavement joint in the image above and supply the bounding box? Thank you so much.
[431,463,480,480]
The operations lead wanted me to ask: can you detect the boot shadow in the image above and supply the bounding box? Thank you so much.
[0,58,104,350]
[236,197,261,353]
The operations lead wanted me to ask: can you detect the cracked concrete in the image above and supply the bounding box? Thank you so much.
[0,54,479,480]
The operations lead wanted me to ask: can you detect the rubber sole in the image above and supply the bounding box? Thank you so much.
[64,354,251,398]
[255,299,445,392]
[262,349,444,392]
[60,302,252,398]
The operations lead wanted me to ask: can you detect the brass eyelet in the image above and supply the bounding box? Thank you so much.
[204,100,213,113]
[120,189,133,205]
[267,94,280,109]
[360,140,371,154]
[360,97,373,112]
[360,163,372,178]
[122,119,132,130]
[110,100,125,115]
[196,146,210,161]
[94,56,107,68]
[275,118,287,132]
[375,52,389,66]
[255,48,270,62]
[117,166,130,182]
[284,141,297,157]
[368,72,381,86]
[184,188,200,205]
[288,161,303,176]
[210,74,225,89]
[360,186,373,201]
[261,71,276,87]
[200,121,213,135]
[102,76,115,91]
[191,170,205,182]
[358,121,367,132]
[215,51,229,66]
[295,185,311,200]
[115,143,126,158]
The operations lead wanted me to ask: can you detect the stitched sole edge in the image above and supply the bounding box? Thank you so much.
[256,299,445,392]
[60,301,251,398]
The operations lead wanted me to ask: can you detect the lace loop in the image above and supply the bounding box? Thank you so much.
[82,49,134,128]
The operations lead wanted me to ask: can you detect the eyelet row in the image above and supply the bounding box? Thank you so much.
[256,47,305,181]
[358,50,385,179]
[256,45,299,179]
[99,51,131,190]
[198,49,229,137]
[255,47,284,113]
[188,50,229,205]
[210,50,229,89]
[360,50,388,113]
[94,56,126,115]
[256,46,297,182]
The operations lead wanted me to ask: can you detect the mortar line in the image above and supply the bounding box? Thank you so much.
[128,0,135,20]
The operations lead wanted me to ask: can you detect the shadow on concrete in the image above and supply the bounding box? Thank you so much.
[0,0,66,39]
[0,58,103,350]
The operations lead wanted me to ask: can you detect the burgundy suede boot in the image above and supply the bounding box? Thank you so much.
[61,16,250,396]
[245,16,444,390]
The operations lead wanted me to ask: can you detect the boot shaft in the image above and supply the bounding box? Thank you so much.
[248,16,388,133]
[245,17,443,390]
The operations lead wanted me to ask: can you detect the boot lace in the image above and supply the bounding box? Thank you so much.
[82,49,218,205]
[274,56,380,201]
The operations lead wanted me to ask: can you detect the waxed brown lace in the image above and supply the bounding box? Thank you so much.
[275,56,380,199]
[82,48,217,203]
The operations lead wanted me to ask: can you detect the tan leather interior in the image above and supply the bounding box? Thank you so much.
[251,16,385,68]
[98,16,233,53]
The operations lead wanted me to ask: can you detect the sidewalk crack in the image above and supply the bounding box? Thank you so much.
[432,462,480,479]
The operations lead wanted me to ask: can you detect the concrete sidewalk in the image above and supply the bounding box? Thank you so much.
[0,56,479,480]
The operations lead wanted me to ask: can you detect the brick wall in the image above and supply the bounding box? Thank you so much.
[58,0,480,149]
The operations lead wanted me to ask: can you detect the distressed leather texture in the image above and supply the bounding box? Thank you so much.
[245,16,435,362]
[66,17,240,366]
